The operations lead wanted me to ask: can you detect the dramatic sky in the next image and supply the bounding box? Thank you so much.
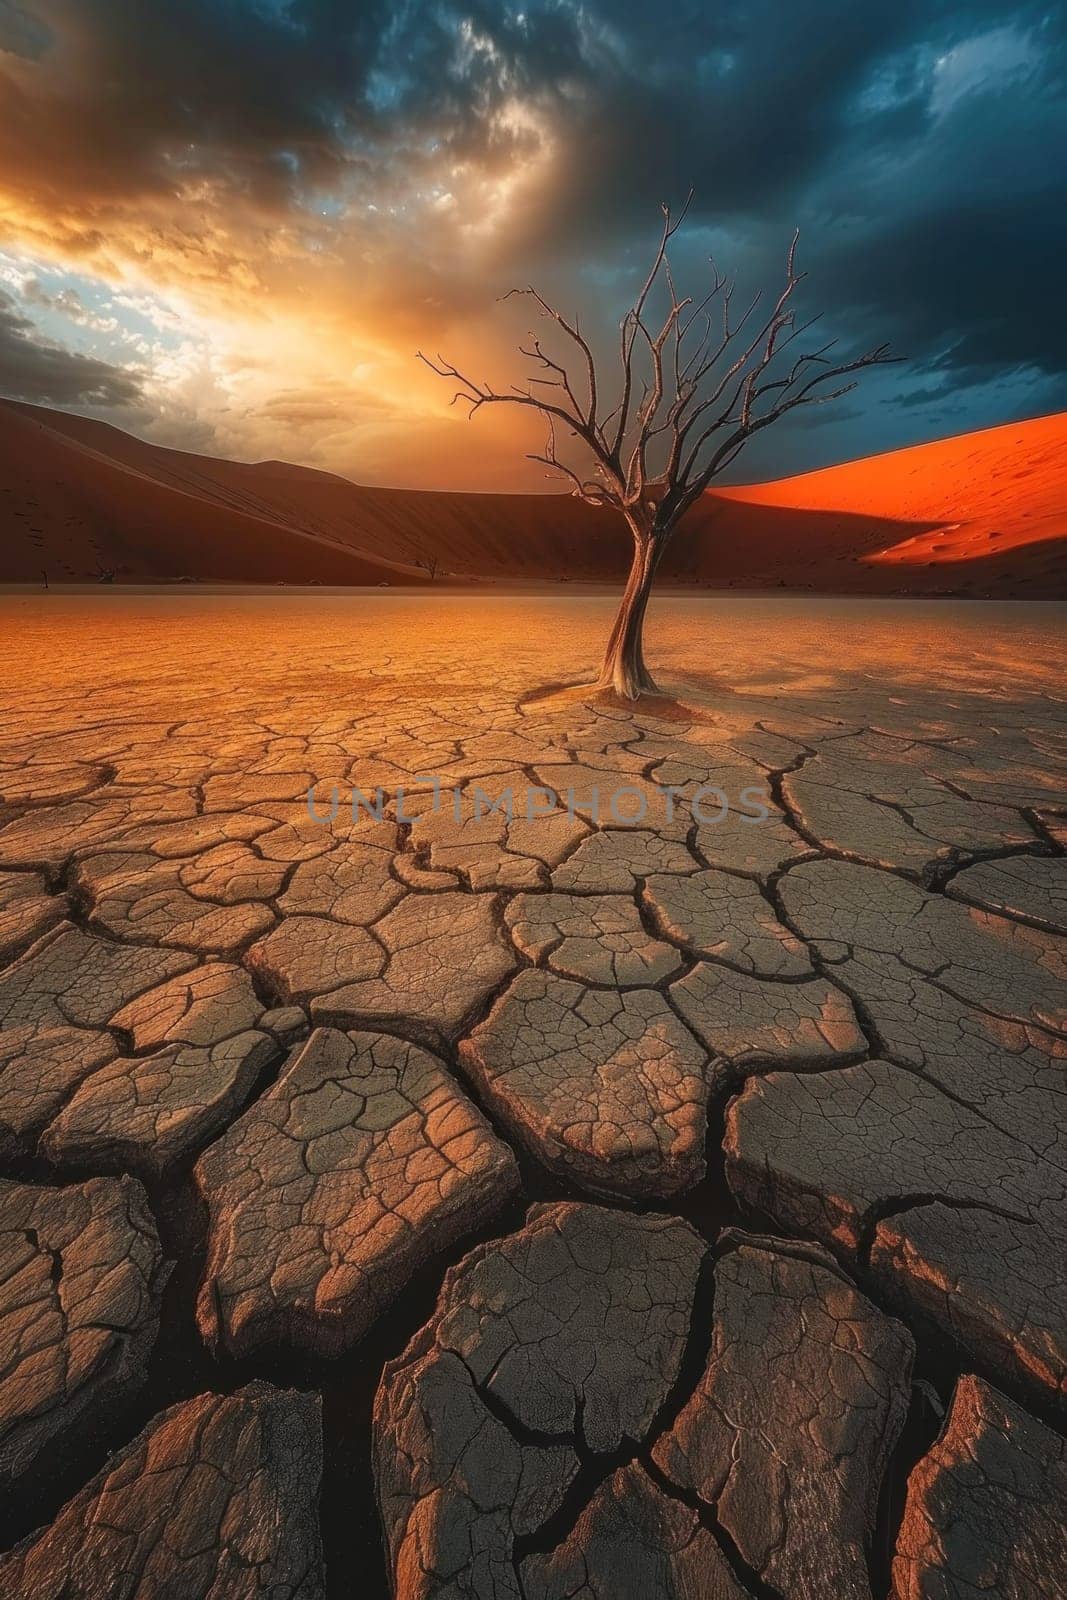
[1,0,1064,489]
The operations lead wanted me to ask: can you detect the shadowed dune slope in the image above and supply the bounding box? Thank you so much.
[0,403,428,586]
[2,399,1064,595]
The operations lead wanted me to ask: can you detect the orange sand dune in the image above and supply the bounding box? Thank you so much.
[696,411,1067,595]
[2,400,1063,596]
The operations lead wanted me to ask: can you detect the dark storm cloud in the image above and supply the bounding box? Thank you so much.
[0,2,906,212]
[808,39,1067,396]
[0,291,143,406]
[488,0,1067,402]
[0,0,597,212]
[0,1,51,58]
[6,3,1060,240]
[823,196,1067,380]
[0,0,389,207]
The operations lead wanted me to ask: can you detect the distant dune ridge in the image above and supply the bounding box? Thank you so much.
[1,399,1063,595]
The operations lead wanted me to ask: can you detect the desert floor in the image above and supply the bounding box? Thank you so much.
[0,588,1064,1599]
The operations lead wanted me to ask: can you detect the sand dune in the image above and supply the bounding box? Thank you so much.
[696,411,1067,596]
[2,399,1063,595]
[0,403,428,587]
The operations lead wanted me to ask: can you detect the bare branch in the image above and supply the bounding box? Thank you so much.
[610,190,692,459]
[526,412,615,502]
[416,349,611,471]
[502,287,600,433]
[418,207,895,539]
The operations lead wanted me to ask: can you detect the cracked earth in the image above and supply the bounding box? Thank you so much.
[0,591,1064,1598]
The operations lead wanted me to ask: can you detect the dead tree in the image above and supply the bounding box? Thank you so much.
[408,541,441,581]
[419,197,895,698]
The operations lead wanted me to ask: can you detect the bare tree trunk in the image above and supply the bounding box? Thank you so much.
[597,522,663,698]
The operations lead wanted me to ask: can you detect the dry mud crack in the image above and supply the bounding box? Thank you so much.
[0,611,1064,1598]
